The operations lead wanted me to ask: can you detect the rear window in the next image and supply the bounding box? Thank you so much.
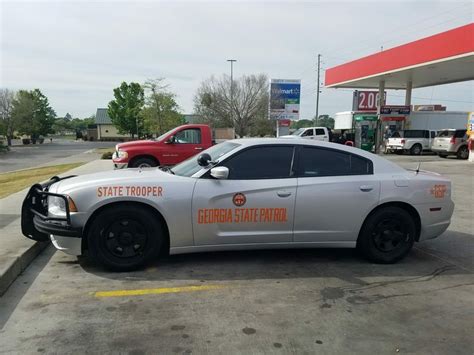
[454,130,467,138]
[437,130,455,137]
[403,130,426,138]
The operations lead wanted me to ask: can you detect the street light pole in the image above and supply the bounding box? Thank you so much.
[227,59,237,130]
[315,53,321,125]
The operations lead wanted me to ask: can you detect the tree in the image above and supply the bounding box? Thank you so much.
[314,114,335,128]
[11,89,56,138]
[108,82,144,138]
[0,89,15,146]
[142,79,184,135]
[290,119,314,130]
[194,74,269,137]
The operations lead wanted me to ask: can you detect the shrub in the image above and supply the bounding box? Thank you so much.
[101,151,113,159]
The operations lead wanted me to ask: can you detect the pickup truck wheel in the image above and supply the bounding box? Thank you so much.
[410,144,422,155]
[438,153,448,158]
[456,146,468,160]
[357,207,415,264]
[130,157,157,168]
[87,205,164,271]
[394,150,403,155]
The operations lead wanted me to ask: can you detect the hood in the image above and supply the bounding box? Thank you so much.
[117,139,157,149]
[52,168,179,194]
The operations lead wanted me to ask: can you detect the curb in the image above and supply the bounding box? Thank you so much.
[0,241,50,296]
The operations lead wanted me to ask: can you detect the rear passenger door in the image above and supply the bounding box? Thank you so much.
[314,128,328,141]
[293,146,380,243]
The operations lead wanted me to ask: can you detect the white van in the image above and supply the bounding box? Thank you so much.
[280,127,331,141]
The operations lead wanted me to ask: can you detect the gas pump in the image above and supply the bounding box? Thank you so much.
[354,114,377,151]
[381,116,405,136]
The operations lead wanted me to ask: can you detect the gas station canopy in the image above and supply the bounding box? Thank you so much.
[325,23,474,89]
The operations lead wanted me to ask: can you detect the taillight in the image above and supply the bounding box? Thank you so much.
[401,139,405,144]
[450,136,456,144]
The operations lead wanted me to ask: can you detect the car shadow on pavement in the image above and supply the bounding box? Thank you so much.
[78,230,473,283]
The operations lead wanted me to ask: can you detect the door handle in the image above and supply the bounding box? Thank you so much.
[194,147,203,150]
[277,191,292,197]
[360,185,373,192]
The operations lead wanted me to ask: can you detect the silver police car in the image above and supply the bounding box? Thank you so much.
[22,139,454,271]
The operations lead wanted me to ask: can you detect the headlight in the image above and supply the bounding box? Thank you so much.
[48,196,67,216]
[117,150,128,159]
[48,195,78,216]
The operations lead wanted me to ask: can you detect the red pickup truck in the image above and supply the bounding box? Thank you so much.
[112,124,214,168]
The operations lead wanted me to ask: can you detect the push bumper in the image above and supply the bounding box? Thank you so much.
[21,176,82,242]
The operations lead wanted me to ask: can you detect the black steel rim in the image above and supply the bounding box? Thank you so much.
[372,217,408,253]
[102,219,148,258]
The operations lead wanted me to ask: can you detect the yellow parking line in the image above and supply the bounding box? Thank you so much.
[94,284,225,298]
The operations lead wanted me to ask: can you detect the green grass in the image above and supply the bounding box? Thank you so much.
[0,163,85,199]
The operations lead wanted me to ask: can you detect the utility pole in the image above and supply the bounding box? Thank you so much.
[315,54,321,125]
[227,59,237,127]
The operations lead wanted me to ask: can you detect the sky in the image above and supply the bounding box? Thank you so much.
[1,0,473,119]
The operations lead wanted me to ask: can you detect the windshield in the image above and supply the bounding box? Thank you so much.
[291,128,305,136]
[155,127,180,142]
[171,142,240,177]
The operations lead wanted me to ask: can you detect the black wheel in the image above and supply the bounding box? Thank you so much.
[394,150,403,155]
[438,153,448,158]
[130,157,157,168]
[87,205,164,271]
[410,144,422,155]
[456,146,468,160]
[357,207,416,264]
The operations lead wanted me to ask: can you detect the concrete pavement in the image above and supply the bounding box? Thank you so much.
[0,160,112,295]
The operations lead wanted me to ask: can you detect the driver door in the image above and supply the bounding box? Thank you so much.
[165,127,203,164]
[192,145,297,246]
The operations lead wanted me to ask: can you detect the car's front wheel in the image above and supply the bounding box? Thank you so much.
[357,207,416,264]
[130,157,158,168]
[87,205,164,271]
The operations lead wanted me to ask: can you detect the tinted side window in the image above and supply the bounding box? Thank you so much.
[222,146,294,180]
[298,147,372,177]
[175,128,201,144]
[430,131,436,138]
[315,128,325,135]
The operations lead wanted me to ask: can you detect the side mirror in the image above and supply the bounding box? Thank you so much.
[210,166,229,180]
[197,153,212,167]
[165,135,175,144]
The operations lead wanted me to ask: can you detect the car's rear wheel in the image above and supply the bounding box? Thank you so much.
[456,146,468,160]
[394,150,403,155]
[438,153,448,158]
[357,207,416,264]
[410,144,422,155]
[87,205,164,271]
[130,157,158,168]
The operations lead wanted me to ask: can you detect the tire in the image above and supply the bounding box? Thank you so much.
[394,150,403,155]
[130,157,158,168]
[456,146,468,160]
[410,144,422,155]
[87,205,164,271]
[357,207,416,264]
[438,153,448,158]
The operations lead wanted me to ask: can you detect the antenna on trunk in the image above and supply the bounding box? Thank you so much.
[415,162,421,174]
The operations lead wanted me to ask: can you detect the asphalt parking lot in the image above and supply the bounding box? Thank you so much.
[0,139,115,173]
[0,154,472,354]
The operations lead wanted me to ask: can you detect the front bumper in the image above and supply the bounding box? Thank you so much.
[21,176,82,242]
[113,162,128,169]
